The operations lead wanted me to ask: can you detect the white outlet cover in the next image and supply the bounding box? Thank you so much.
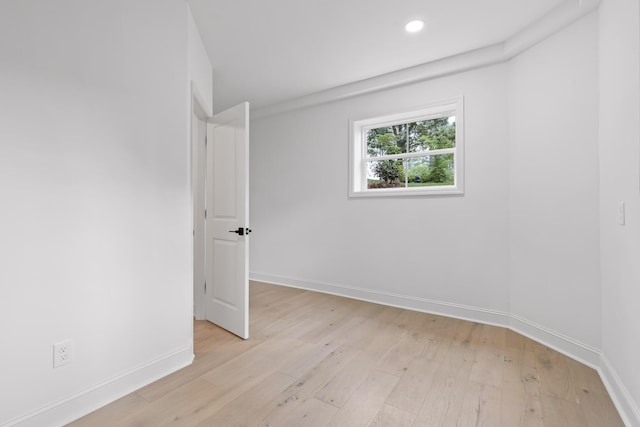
[53,339,73,368]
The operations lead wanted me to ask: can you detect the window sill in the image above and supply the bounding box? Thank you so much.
[349,185,464,198]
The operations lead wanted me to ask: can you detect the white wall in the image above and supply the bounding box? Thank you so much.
[508,13,601,350]
[188,5,213,117]
[188,4,213,321]
[598,0,640,424]
[251,64,511,317]
[0,1,197,425]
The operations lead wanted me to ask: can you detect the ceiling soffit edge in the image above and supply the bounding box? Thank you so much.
[252,0,600,120]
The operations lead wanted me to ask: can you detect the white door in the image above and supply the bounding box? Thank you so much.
[205,102,250,339]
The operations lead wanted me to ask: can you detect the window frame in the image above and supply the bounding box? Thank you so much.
[349,96,464,198]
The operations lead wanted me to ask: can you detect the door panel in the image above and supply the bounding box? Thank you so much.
[205,102,249,339]
[213,125,237,217]
[212,240,237,307]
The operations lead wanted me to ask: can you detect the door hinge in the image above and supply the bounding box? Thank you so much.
[204,281,207,292]
[204,209,207,219]
[205,135,207,147]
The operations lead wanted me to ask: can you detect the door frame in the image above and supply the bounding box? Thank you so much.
[190,90,250,338]
[191,84,209,322]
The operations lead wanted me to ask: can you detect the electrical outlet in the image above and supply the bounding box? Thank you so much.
[53,339,73,368]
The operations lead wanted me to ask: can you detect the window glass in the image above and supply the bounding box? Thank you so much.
[349,97,463,197]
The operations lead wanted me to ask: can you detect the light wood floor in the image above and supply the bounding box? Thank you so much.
[70,281,624,426]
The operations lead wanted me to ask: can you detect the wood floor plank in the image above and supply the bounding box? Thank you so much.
[315,320,406,408]
[565,356,607,395]
[374,305,407,325]
[539,393,589,426]
[350,299,388,319]
[68,392,149,427]
[469,325,505,388]
[326,370,400,427]
[115,378,225,426]
[285,343,363,396]
[500,348,543,426]
[136,325,263,402]
[200,337,305,385]
[576,387,625,427]
[452,320,482,346]
[249,280,305,307]
[252,307,318,341]
[313,348,383,408]
[70,282,625,427]
[297,298,365,344]
[374,330,429,377]
[476,324,506,350]
[420,335,448,361]
[424,314,462,342]
[439,322,477,374]
[261,344,361,423]
[194,322,240,353]
[259,397,338,427]
[195,371,295,426]
[533,343,578,402]
[456,381,502,427]
[505,328,534,352]
[279,317,368,379]
[475,324,507,389]
[369,404,416,427]
[411,364,471,426]
[427,319,463,364]
[394,309,438,333]
[562,356,624,426]
[385,357,441,414]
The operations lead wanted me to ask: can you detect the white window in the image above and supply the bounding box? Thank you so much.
[349,97,464,197]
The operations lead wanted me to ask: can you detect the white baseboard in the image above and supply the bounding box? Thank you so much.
[600,354,640,427]
[508,314,601,368]
[250,272,637,427]
[250,272,511,327]
[3,346,194,427]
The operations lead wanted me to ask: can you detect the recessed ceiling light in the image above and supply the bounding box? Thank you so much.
[405,20,424,33]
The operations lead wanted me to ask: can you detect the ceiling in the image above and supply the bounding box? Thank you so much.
[187,0,566,113]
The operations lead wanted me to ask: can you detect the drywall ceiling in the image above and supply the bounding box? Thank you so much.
[188,0,566,112]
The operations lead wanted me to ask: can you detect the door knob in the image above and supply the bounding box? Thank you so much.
[229,227,252,236]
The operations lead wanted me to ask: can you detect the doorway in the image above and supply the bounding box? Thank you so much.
[191,96,251,339]
[192,99,207,320]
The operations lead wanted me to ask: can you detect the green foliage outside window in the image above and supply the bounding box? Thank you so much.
[366,117,455,188]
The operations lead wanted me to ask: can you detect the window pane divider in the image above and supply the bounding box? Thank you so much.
[364,148,456,162]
